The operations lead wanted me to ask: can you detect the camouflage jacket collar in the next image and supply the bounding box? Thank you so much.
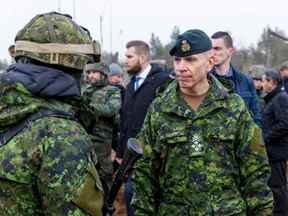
[87,79,108,88]
[0,80,75,131]
[82,79,108,96]
[159,74,230,119]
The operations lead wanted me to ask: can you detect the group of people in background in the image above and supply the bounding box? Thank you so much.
[249,62,288,215]
[83,29,286,215]
[1,11,288,216]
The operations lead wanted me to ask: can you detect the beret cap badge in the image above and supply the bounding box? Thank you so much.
[181,40,191,52]
[169,29,212,57]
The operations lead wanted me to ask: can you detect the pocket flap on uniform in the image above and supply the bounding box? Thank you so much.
[159,131,188,144]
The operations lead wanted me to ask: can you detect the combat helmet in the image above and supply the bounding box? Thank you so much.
[14,12,101,71]
[248,65,266,79]
[85,62,110,76]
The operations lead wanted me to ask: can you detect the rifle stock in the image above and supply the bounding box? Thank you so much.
[105,138,143,216]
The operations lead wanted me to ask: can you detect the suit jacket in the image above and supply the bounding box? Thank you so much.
[117,64,171,158]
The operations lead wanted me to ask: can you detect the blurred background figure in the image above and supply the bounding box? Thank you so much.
[108,63,124,86]
[108,63,125,163]
[82,62,122,207]
[279,61,288,93]
[8,44,16,64]
[211,31,261,126]
[106,63,127,216]
[262,69,288,216]
[253,77,264,93]
[249,65,266,111]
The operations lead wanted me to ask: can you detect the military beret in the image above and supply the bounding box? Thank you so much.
[169,29,212,57]
[85,63,110,75]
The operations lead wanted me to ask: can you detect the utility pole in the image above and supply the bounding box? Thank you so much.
[100,15,103,46]
[119,29,124,53]
[73,0,76,20]
[266,30,272,68]
[109,0,113,60]
[57,0,61,12]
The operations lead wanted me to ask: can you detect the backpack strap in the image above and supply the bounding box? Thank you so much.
[0,109,77,147]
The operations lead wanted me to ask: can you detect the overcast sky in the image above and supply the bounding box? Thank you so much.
[1,0,288,62]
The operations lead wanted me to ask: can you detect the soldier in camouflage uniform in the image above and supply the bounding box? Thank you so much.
[248,65,267,112]
[132,29,273,215]
[82,62,121,201]
[0,12,103,215]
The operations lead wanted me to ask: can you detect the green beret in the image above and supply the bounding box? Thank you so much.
[169,29,212,57]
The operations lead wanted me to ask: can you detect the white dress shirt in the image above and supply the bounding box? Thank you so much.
[135,64,151,89]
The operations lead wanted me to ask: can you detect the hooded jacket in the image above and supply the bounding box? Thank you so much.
[0,63,103,215]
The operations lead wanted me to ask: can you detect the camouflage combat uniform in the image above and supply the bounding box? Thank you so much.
[0,12,103,215]
[0,74,103,216]
[82,79,121,194]
[132,75,273,215]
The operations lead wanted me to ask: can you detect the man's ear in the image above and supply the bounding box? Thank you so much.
[207,53,215,71]
[139,55,145,65]
[229,47,235,56]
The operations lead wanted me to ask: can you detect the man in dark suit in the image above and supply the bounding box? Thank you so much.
[115,40,170,215]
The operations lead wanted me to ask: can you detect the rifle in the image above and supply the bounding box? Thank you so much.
[104,138,143,216]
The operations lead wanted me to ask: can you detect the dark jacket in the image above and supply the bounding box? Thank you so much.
[262,85,288,161]
[4,63,81,97]
[117,64,171,158]
[211,66,261,126]
[282,77,288,93]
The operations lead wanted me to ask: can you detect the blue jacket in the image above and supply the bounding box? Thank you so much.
[211,66,261,126]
